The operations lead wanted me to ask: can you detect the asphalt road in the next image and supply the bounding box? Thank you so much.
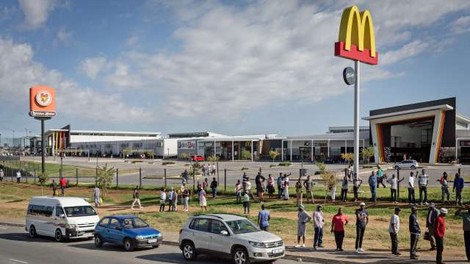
[0,225,311,264]
[17,157,468,188]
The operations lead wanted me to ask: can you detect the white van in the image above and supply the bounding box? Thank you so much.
[25,196,100,242]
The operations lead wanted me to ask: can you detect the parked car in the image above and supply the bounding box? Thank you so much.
[191,155,205,162]
[94,215,163,251]
[179,214,284,264]
[394,160,419,170]
[26,196,99,242]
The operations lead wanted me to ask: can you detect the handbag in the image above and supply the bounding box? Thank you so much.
[424,231,430,241]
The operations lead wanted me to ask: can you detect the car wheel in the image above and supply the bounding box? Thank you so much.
[233,247,250,264]
[123,238,134,251]
[55,229,63,242]
[410,165,416,170]
[94,235,104,248]
[182,241,197,261]
[29,225,37,238]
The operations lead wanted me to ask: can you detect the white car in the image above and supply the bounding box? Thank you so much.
[394,160,419,170]
[179,214,284,264]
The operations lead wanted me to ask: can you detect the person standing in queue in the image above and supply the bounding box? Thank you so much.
[409,206,421,260]
[435,208,447,264]
[355,202,369,253]
[389,207,401,256]
[331,207,349,251]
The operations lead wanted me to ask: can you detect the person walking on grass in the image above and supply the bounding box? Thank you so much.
[455,205,470,261]
[242,191,250,214]
[435,208,447,264]
[257,204,270,231]
[409,206,421,260]
[131,186,142,210]
[50,179,58,196]
[60,177,67,196]
[182,185,190,212]
[199,188,207,211]
[159,188,166,212]
[210,177,218,199]
[408,171,416,204]
[352,173,362,202]
[304,175,315,204]
[426,203,439,251]
[368,171,377,203]
[453,173,465,206]
[355,202,369,253]
[235,179,242,204]
[377,166,386,188]
[16,170,21,183]
[93,186,101,207]
[440,172,450,203]
[389,207,401,256]
[331,207,349,251]
[340,175,349,202]
[295,205,312,248]
[277,173,284,199]
[418,169,429,205]
[313,205,324,250]
[295,177,303,206]
[387,174,403,203]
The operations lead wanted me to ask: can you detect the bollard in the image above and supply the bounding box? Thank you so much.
[139,168,142,188]
[164,168,167,189]
[224,169,227,192]
[76,168,79,186]
[116,168,119,188]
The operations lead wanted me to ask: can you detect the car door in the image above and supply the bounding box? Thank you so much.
[208,219,232,254]
[96,217,110,241]
[107,218,124,244]
[189,218,211,251]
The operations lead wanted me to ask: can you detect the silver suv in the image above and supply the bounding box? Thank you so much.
[178,214,285,264]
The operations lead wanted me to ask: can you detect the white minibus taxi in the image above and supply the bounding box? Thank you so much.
[26,196,100,241]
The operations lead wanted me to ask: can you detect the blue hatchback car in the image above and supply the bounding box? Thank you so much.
[94,215,163,251]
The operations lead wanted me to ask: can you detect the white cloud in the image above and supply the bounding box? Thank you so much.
[57,27,72,42]
[79,57,108,80]
[0,38,151,124]
[125,35,139,47]
[95,1,470,122]
[452,16,470,34]
[18,0,57,29]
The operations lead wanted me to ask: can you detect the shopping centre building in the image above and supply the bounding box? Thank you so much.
[33,97,470,164]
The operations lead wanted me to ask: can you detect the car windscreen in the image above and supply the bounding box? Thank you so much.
[122,217,149,229]
[64,206,97,217]
[226,219,259,234]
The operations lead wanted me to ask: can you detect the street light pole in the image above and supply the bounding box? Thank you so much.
[353,60,360,179]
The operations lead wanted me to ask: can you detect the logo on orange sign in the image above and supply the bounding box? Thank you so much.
[334,6,378,65]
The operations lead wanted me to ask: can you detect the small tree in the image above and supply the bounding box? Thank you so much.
[341,153,353,166]
[207,155,220,162]
[269,149,280,163]
[316,162,337,202]
[180,153,189,160]
[361,146,374,164]
[96,164,115,198]
[241,150,251,160]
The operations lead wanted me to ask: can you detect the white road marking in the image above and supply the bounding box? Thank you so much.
[9,259,28,264]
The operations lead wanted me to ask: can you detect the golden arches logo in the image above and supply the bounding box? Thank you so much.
[334,6,379,65]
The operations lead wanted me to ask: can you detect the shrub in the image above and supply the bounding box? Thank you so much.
[162,161,175,166]
[278,161,291,167]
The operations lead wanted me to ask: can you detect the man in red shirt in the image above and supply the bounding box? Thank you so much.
[59,177,67,196]
[331,207,349,251]
[435,208,447,264]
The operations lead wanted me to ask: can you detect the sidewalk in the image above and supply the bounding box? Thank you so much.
[0,218,461,264]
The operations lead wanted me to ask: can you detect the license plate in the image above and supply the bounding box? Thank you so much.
[272,249,283,254]
[148,239,157,243]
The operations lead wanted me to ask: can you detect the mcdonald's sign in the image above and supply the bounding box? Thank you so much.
[334,6,378,65]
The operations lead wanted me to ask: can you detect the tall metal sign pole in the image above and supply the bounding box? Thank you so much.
[29,86,56,182]
[335,5,379,178]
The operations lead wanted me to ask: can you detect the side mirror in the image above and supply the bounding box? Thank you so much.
[59,214,65,218]
[220,230,229,236]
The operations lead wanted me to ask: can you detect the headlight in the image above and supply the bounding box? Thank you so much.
[156,233,162,237]
[65,224,77,229]
[136,235,144,240]
[249,241,267,248]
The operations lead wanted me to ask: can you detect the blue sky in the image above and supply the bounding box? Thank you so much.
[1,0,470,141]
